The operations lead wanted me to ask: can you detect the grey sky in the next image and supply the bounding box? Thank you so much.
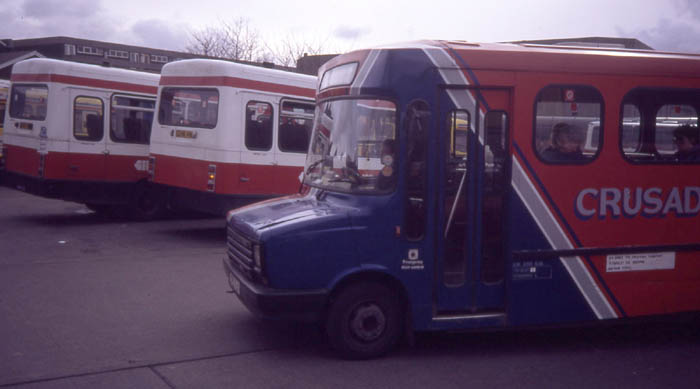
[2,0,700,54]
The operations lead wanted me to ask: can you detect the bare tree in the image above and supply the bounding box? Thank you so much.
[186,18,262,61]
[186,26,222,57]
[187,19,333,67]
[266,33,330,67]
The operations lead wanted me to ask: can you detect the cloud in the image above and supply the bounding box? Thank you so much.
[130,19,192,51]
[0,0,117,42]
[333,26,371,41]
[22,0,102,19]
[675,0,700,21]
[622,18,700,53]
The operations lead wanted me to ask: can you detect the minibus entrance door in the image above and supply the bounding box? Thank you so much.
[436,87,510,316]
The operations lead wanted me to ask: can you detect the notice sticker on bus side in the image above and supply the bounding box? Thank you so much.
[606,252,675,273]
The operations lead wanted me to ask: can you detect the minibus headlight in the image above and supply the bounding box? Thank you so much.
[253,244,263,270]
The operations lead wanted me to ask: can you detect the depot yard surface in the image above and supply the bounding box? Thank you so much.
[0,186,699,388]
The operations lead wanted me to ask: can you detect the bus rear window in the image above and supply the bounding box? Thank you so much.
[9,84,48,121]
[158,88,218,129]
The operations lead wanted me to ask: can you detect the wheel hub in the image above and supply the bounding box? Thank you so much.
[350,303,386,342]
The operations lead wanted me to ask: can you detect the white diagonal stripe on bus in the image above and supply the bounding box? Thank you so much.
[512,157,617,319]
[351,50,380,94]
[426,46,616,320]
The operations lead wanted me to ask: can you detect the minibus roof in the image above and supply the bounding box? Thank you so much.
[320,40,700,80]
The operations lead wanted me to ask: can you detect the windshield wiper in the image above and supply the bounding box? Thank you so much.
[305,156,332,174]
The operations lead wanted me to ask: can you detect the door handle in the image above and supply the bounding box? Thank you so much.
[240,177,250,182]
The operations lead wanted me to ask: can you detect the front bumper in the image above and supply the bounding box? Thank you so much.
[222,257,328,322]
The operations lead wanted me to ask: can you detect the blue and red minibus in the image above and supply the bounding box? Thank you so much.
[223,40,700,358]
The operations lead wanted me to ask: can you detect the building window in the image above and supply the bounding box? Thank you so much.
[107,49,129,59]
[77,46,104,56]
[64,44,76,56]
[150,55,168,63]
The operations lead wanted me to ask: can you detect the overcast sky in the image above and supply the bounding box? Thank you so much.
[2,0,700,55]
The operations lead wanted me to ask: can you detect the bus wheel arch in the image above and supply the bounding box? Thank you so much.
[129,180,166,220]
[324,271,410,359]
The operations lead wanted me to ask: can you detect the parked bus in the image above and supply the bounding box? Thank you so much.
[2,58,161,218]
[222,41,700,359]
[0,79,10,171]
[149,59,317,215]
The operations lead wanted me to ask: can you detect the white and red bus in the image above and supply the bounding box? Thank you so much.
[0,79,10,170]
[149,59,316,215]
[2,58,161,218]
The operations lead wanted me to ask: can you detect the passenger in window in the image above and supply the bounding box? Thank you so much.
[673,125,700,161]
[541,122,586,162]
[376,139,397,190]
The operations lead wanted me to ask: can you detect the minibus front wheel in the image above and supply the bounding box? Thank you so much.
[326,282,402,359]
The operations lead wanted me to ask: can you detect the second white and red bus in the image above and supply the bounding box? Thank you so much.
[149,59,316,215]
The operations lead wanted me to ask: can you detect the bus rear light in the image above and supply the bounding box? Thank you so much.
[38,154,46,178]
[207,164,216,192]
[148,156,156,180]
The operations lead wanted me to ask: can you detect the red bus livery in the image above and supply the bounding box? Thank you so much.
[2,58,160,218]
[149,59,317,215]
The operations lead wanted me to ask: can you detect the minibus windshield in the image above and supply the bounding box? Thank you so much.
[304,98,397,193]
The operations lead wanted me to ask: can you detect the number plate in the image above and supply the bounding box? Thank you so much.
[228,272,241,295]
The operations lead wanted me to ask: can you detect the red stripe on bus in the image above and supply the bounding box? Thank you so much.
[151,153,302,195]
[10,73,158,95]
[159,76,315,98]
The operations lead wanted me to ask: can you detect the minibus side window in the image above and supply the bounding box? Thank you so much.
[621,88,700,163]
[278,99,314,153]
[245,101,273,151]
[9,85,48,121]
[534,85,602,163]
[110,95,156,144]
[73,96,104,142]
[404,101,429,240]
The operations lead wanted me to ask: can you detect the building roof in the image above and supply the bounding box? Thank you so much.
[509,37,654,50]
[0,50,44,79]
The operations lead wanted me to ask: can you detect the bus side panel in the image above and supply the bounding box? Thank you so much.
[507,190,598,326]
[588,252,700,316]
[4,144,40,177]
[104,154,149,182]
[234,163,302,195]
[152,153,210,191]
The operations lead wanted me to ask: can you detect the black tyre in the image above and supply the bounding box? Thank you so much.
[326,282,403,359]
[129,184,166,220]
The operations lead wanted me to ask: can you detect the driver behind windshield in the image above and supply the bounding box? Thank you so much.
[376,139,397,190]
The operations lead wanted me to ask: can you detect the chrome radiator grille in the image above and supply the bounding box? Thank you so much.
[226,226,256,280]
